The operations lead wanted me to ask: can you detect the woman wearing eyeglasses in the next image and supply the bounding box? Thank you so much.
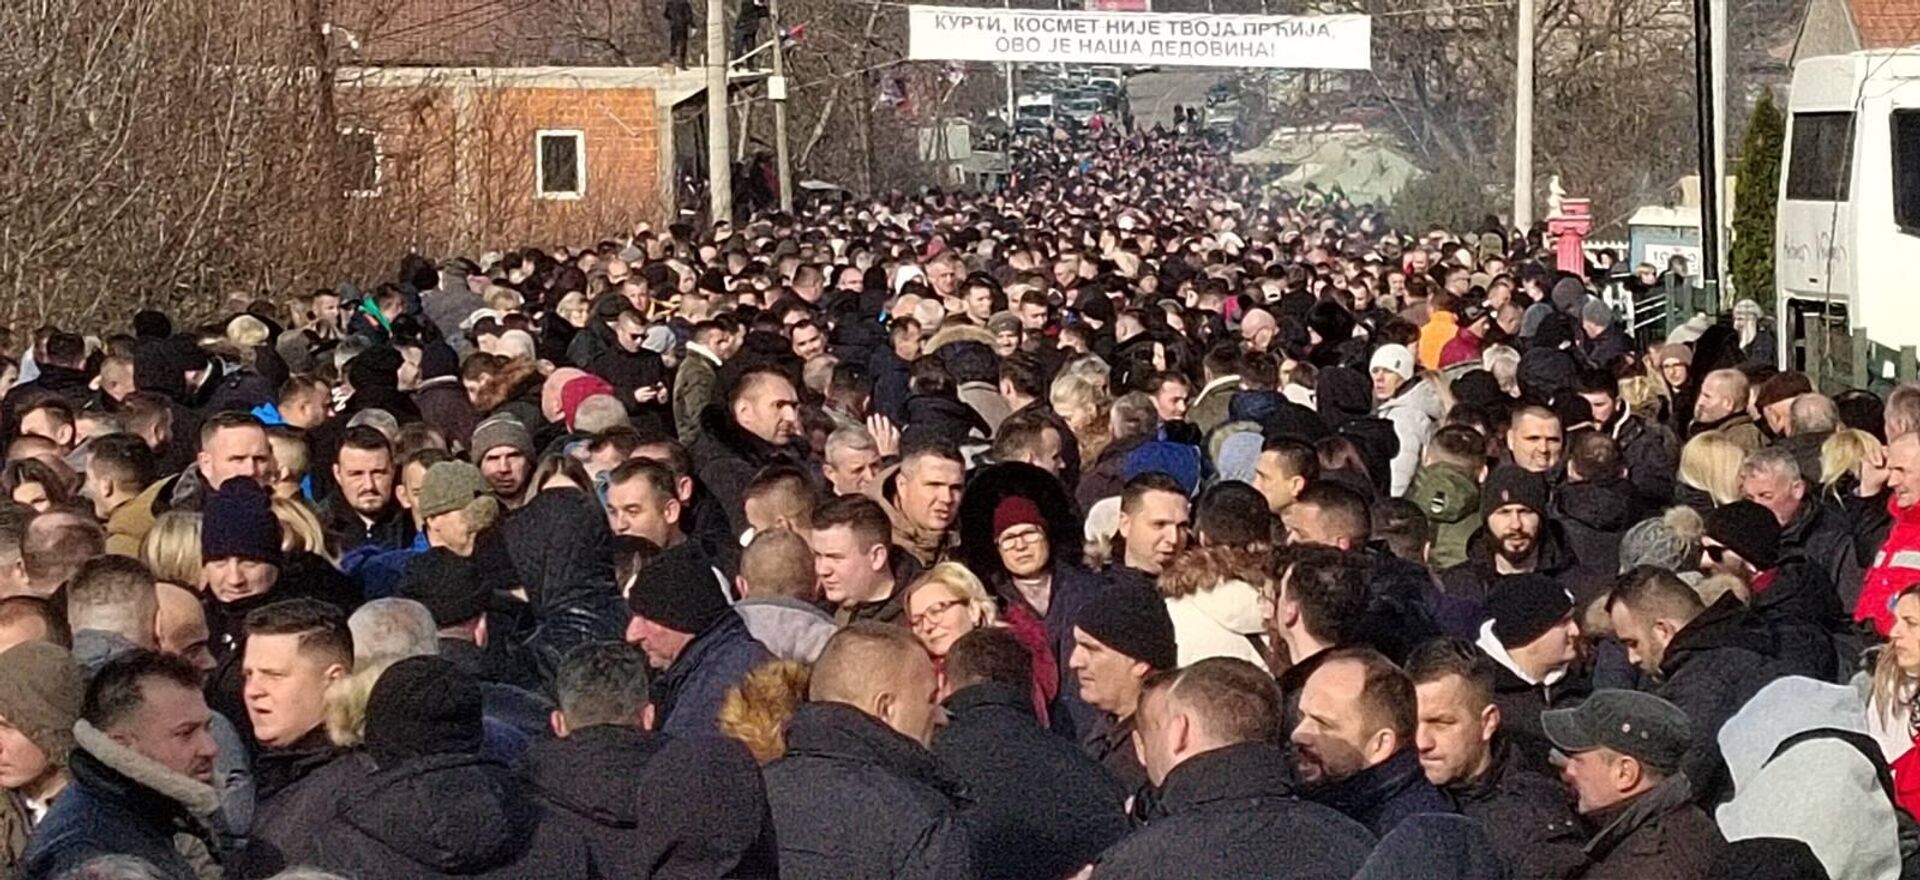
[903,562,1056,724]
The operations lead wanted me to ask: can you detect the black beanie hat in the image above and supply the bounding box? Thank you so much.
[132,309,173,340]
[418,341,459,383]
[1481,465,1550,520]
[399,549,489,626]
[1487,574,1575,647]
[347,344,403,391]
[365,656,484,768]
[626,543,730,635]
[1076,585,1177,671]
[1704,500,1782,570]
[201,480,284,568]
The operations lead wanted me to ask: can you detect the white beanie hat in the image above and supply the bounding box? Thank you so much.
[1369,344,1416,381]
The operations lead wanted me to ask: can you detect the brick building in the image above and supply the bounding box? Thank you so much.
[335,66,706,250]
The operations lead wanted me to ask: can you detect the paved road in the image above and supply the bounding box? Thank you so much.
[1126,70,1225,129]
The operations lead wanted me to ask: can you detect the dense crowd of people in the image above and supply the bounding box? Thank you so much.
[0,120,1906,880]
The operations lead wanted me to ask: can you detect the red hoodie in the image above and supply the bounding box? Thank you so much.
[1858,494,1920,635]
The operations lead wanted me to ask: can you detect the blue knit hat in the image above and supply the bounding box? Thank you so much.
[201,480,284,567]
[1124,439,1202,497]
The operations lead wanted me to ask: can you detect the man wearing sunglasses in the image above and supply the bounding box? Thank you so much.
[1699,500,1845,683]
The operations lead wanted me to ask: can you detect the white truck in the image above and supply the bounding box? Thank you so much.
[1777,49,1920,390]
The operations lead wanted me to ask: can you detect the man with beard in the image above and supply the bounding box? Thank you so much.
[1690,369,1762,452]
[23,652,224,878]
[323,427,414,553]
[869,439,964,570]
[1292,647,1453,837]
[1440,465,1576,604]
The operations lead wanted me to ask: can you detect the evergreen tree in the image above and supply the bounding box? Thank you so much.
[1732,90,1785,306]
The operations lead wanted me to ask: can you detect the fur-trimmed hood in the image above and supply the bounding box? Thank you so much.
[924,323,997,355]
[72,721,220,819]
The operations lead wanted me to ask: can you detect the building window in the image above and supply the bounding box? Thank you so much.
[340,128,381,198]
[536,130,585,199]
[1785,111,1853,202]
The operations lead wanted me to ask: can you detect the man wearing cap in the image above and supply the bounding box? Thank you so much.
[1068,582,1177,799]
[1578,300,1634,370]
[0,643,84,874]
[1473,574,1590,774]
[469,414,534,507]
[626,543,772,737]
[1543,689,1726,879]
[1700,499,1845,682]
[1371,342,1438,495]
[200,479,360,736]
[1293,647,1453,837]
[400,549,553,740]
[1606,566,1791,805]
[1752,371,1814,441]
[1406,639,1586,879]
[1440,465,1578,604]
[307,656,593,877]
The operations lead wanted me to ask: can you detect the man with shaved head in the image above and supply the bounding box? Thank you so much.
[1691,368,1761,452]
[762,623,975,878]
[1096,658,1375,879]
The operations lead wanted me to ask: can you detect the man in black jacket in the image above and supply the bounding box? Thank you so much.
[234,600,355,876]
[23,651,226,880]
[1551,431,1638,602]
[1093,657,1376,880]
[585,307,673,437]
[321,426,414,553]
[763,623,976,879]
[1293,647,1454,837]
[1607,566,1791,804]
[690,365,805,534]
[307,656,593,878]
[1068,581,1178,799]
[1739,446,1865,612]
[520,643,776,879]
[1407,639,1586,878]
[1576,368,1678,512]
[397,549,554,740]
[1473,574,1590,773]
[1440,465,1581,603]
[1270,545,1370,737]
[933,629,1128,880]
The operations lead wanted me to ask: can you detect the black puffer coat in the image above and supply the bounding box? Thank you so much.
[1654,594,1793,804]
[310,752,595,879]
[1445,738,1586,879]
[933,683,1129,879]
[1091,742,1375,880]
[1551,476,1639,603]
[763,702,977,880]
[519,724,777,879]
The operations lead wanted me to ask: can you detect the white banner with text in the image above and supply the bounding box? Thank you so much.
[907,6,1371,70]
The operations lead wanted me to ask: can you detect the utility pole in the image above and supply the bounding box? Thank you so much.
[1692,0,1722,303]
[1709,0,1729,300]
[1512,0,1534,229]
[769,0,794,212]
[706,0,733,224]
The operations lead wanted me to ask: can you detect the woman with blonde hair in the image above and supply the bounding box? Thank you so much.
[903,561,1057,721]
[1050,371,1112,464]
[273,496,335,563]
[1864,583,1920,818]
[719,661,812,764]
[1159,545,1271,672]
[1675,432,1745,514]
[140,511,203,590]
